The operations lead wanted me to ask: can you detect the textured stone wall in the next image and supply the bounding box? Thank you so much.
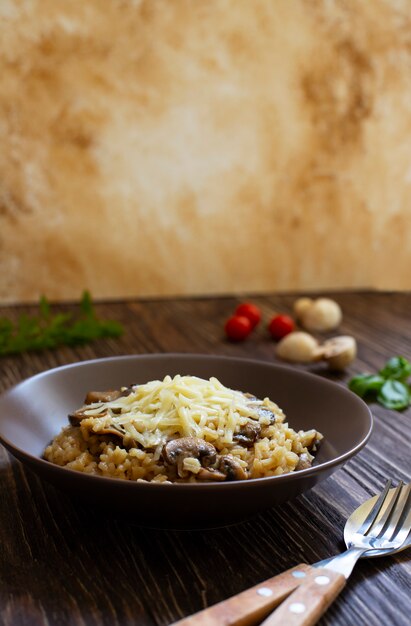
[1,0,411,303]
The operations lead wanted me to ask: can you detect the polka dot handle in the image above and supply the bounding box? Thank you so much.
[258,567,346,626]
[170,564,313,625]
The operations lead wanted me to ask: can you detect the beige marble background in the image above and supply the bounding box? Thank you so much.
[1,0,411,303]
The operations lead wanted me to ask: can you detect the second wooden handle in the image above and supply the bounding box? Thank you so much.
[170,563,313,626]
[259,567,346,626]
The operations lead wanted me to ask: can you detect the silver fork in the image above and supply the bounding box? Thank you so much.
[260,480,411,626]
[171,481,411,626]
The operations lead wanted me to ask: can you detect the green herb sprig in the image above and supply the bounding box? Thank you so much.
[348,356,411,411]
[0,291,123,356]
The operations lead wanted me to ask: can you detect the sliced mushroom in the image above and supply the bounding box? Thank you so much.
[197,468,227,481]
[68,410,84,426]
[197,457,248,482]
[297,428,323,453]
[162,437,217,477]
[256,406,280,424]
[243,393,282,425]
[216,455,249,481]
[296,453,312,471]
[233,421,261,446]
[99,423,128,438]
[68,407,106,426]
[318,335,357,371]
[84,385,136,405]
[163,437,217,466]
[69,385,136,426]
[70,411,127,442]
[84,389,124,404]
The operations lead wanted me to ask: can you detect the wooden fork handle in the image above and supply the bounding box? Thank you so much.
[170,563,313,626]
[259,567,346,626]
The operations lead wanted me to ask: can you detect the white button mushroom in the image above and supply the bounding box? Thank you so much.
[276,332,321,363]
[276,332,357,370]
[298,297,342,332]
[318,335,357,371]
[293,297,314,321]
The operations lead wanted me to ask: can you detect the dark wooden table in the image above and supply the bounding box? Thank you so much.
[0,292,410,626]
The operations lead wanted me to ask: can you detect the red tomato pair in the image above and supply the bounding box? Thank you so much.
[225,303,295,342]
[224,303,261,341]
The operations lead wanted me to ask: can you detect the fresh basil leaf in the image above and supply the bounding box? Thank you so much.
[377,380,410,410]
[348,374,385,398]
[379,356,411,382]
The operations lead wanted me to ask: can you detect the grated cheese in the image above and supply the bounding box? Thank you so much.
[79,374,285,450]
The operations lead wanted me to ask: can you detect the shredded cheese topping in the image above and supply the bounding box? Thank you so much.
[79,375,284,457]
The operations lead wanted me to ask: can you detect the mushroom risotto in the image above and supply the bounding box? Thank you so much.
[44,375,323,482]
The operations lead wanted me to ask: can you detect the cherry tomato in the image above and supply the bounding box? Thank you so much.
[235,303,261,328]
[268,314,295,340]
[225,315,252,341]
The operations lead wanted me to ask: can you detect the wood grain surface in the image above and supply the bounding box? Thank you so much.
[0,291,410,626]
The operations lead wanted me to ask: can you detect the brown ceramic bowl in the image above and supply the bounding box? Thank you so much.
[0,354,372,528]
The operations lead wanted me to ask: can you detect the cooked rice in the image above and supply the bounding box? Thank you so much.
[44,374,322,482]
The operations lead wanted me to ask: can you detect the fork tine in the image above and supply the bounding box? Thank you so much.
[389,483,411,545]
[356,479,392,535]
[371,482,410,541]
[366,481,404,538]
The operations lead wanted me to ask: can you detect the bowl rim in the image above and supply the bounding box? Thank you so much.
[0,352,374,491]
